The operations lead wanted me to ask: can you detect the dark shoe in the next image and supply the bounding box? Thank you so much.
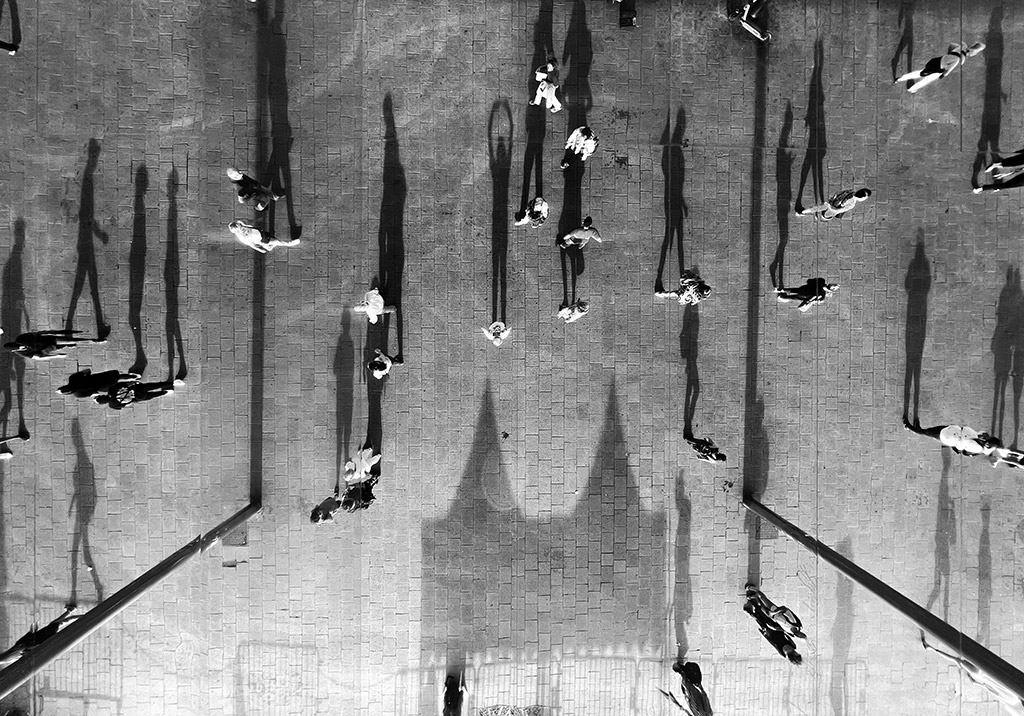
[96,324,112,342]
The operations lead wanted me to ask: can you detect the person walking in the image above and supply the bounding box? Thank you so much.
[974,171,1024,194]
[656,270,712,305]
[557,216,603,249]
[561,127,599,169]
[481,321,512,347]
[343,444,381,484]
[226,168,281,211]
[746,585,806,639]
[310,486,343,524]
[686,436,726,463]
[982,149,1024,181]
[775,278,839,312]
[94,381,175,410]
[744,583,803,665]
[514,197,549,228]
[227,221,300,253]
[659,661,714,716]
[529,58,562,113]
[903,418,1003,458]
[367,348,402,380]
[353,288,397,325]
[58,369,140,399]
[557,299,589,324]
[895,42,985,93]
[4,330,105,360]
[921,633,1024,716]
[796,188,871,220]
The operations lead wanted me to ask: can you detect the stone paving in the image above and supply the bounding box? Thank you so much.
[1,0,1023,714]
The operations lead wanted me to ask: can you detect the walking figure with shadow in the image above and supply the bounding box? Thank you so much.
[655,107,691,294]
[164,168,187,383]
[485,100,513,345]
[66,139,111,342]
[128,164,148,375]
[795,40,827,213]
[890,1,914,83]
[516,0,553,223]
[990,266,1023,448]
[68,419,103,606]
[972,6,1005,189]
[681,299,725,463]
[257,0,301,240]
[0,219,29,457]
[378,93,406,361]
[904,236,931,427]
[769,103,794,290]
[333,310,355,488]
[0,0,20,55]
[556,0,593,312]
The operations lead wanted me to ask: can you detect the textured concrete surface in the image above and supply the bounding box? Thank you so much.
[1,0,1023,714]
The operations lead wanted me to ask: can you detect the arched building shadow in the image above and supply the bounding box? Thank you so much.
[256,0,300,239]
[904,237,931,427]
[69,419,104,606]
[795,40,827,212]
[488,100,513,325]
[128,164,149,376]
[656,107,689,293]
[0,220,28,445]
[379,93,406,360]
[420,380,668,713]
[164,168,187,383]
[557,0,592,308]
[65,139,110,340]
[518,0,552,217]
[971,6,1004,187]
[924,448,955,621]
[990,266,1022,447]
[769,103,794,290]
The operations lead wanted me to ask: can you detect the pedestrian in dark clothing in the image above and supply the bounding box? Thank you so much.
[746,585,806,639]
[659,661,714,715]
[94,381,174,410]
[4,329,105,360]
[686,436,727,463]
[744,584,803,665]
[796,188,871,220]
[340,476,378,512]
[982,149,1024,181]
[58,369,140,399]
[775,278,838,312]
[226,168,280,211]
[367,348,402,380]
[974,171,1024,193]
[310,486,343,524]
[0,604,80,668]
[896,42,985,93]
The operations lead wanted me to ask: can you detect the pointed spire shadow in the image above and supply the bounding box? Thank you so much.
[421,379,669,704]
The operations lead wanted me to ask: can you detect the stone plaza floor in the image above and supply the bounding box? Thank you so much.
[1,0,1023,714]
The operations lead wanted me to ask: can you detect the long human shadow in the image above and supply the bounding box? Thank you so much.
[66,139,110,340]
[990,266,1022,447]
[419,380,668,710]
[488,100,513,325]
[674,471,692,660]
[903,236,931,427]
[890,1,914,82]
[379,93,407,360]
[655,107,689,293]
[742,36,771,585]
[977,498,992,646]
[333,310,355,488]
[924,448,955,621]
[0,464,9,702]
[830,537,854,716]
[795,39,827,212]
[363,315,386,468]
[681,300,699,439]
[557,0,593,308]
[0,0,21,54]
[257,0,300,240]
[69,419,104,606]
[769,102,794,290]
[128,164,148,376]
[0,219,28,447]
[518,0,552,217]
[971,6,1004,188]
[164,168,187,383]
